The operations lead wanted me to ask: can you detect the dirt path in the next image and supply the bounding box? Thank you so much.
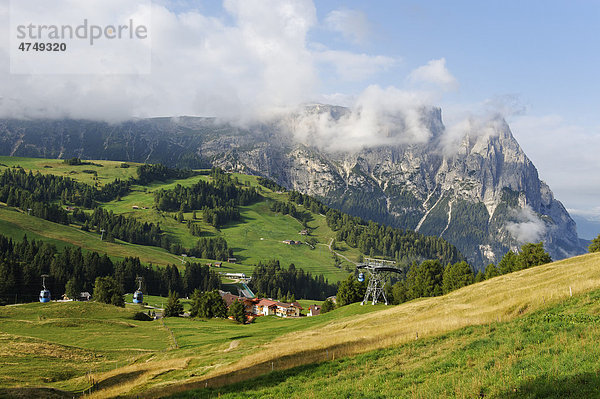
[319,238,358,265]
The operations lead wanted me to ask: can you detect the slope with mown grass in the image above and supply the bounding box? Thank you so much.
[2,252,600,398]
[149,251,600,398]
[0,299,385,397]
[0,156,357,283]
[171,289,600,398]
[0,301,171,393]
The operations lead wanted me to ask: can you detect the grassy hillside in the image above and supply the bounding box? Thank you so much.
[173,289,600,398]
[0,156,356,282]
[0,300,384,397]
[1,252,599,397]
[0,205,183,266]
[0,301,171,393]
[151,251,600,398]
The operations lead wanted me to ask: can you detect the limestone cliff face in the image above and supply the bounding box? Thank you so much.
[206,108,585,266]
[0,110,586,266]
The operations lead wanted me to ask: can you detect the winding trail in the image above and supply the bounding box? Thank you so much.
[317,238,358,265]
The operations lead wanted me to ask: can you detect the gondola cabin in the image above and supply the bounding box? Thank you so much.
[358,272,365,282]
[133,276,144,304]
[39,274,50,303]
[39,289,51,303]
[133,290,143,304]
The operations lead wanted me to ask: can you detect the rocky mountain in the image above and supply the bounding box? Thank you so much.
[0,108,586,267]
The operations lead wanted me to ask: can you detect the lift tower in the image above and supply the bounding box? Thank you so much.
[357,258,402,305]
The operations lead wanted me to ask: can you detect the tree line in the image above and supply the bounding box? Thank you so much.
[0,163,200,216]
[0,233,220,305]
[249,259,337,301]
[331,242,553,311]
[0,167,130,209]
[286,189,463,265]
[153,168,260,227]
[82,207,165,247]
[257,176,286,192]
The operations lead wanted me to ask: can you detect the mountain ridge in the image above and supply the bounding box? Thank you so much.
[0,107,586,267]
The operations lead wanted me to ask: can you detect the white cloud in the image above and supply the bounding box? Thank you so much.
[324,8,371,44]
[408,58,458,90]
[285,85,433,152]
[506,205,547,244]
[0,0,395,120]
[0,0,407,123]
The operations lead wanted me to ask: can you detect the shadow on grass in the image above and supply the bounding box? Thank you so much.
[0,387,72,399]
[96,369,147,391]
[497,372,600,399]
[170,362,324,398]
[228,335,251,340]
[226,249,247,262]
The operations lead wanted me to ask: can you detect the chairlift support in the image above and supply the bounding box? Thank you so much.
[39,274,51,303]
[357,258,402,305]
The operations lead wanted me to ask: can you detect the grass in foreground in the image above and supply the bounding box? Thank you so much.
[148,252,600,398]
[0,302,171,392]
[172,289,600,398]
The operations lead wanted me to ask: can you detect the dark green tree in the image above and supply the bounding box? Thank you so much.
[442,261,474,294]
[336,274,365,306]
[164,290,183,317]
[484,263,500,279]
[228,300,246,324]
[65,276,82,300]
[321,298,335,313]
[390,281,407,305]
[405,260,444,299]
[589,234,600,253]
[498,250,518,274]
[192,290,227,318]
[93,276,124,307]
[474,270,485,283]
[516,242,552,270]
[189,289,203,318]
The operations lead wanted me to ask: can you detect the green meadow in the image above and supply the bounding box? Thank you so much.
[174,290,600,399]
[0,156,357,282]
[0,299,384,397]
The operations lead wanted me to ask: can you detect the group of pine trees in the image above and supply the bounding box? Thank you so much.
[135,163,198,185]
[0,164,244,261]
[257,176,286,192]
[186,289,245,323]
[268,200,312,227]
[0,234,220,305]
[83,207,164,247]
[153,168,259,227]
[184,237,232,261]
[0,166,130,210]
[249,259,337,301]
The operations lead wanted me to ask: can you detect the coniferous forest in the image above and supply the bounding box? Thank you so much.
[250,259,337,301]
[0,233,220,305]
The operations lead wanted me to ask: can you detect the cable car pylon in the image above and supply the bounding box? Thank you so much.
[357,258,402,305]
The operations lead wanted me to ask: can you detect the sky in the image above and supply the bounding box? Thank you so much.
[1,0,600,233]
